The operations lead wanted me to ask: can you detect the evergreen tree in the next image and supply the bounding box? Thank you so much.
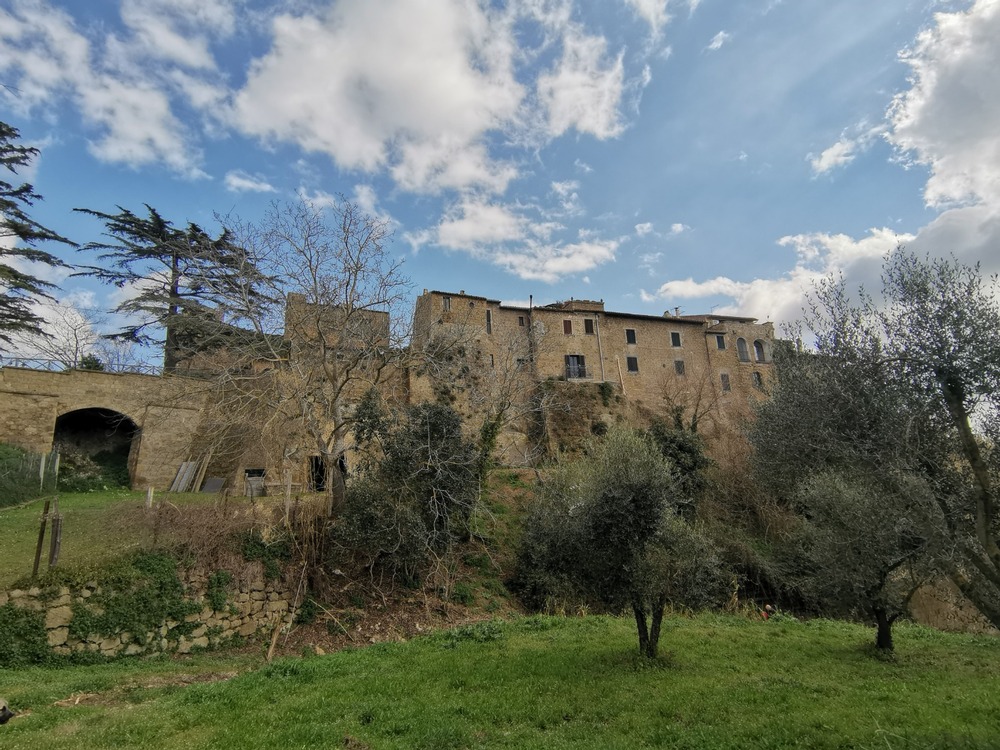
[75,205,271,370]
[0,121,74,348]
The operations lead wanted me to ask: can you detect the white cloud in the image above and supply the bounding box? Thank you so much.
[549,180,583,216]
[436,199,526,250]
[0,0,207,175]
[536,29,626,140]
[657,1,1000,327]
[670,223,688,234]
[492,237,619,283]
[809,123,885,176]
[888,0,1000,207]
[705,31,731,51]
[574,157,593,173]
[233,0,524,194]
[224,170,276,193]
[623,0,671,38]
[635,221,653,236]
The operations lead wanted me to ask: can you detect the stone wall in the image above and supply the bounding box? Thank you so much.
[0,568,294,659]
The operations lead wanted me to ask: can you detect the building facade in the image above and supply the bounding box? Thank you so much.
[411,289,776,456]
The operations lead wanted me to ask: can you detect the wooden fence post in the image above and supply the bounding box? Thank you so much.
[31,498,51,579]
[48,496,62,568]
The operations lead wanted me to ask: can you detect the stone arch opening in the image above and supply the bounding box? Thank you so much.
[53,408,140,488]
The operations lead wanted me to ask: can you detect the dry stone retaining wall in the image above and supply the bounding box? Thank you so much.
[0,568,294,659]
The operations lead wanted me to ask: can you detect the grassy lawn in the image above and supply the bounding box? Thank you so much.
[0,491,237,587]
[1,614,997,749]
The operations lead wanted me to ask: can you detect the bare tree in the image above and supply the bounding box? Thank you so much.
[4,300,101,368]
[202,197,411,516]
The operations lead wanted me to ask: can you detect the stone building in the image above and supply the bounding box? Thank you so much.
[410,289,776,460]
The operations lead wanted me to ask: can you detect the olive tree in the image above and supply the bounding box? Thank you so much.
[752,249,1000,630]
[517,427,730,658]
[780,471,934,651]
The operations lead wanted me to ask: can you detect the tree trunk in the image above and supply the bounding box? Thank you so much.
[633,603,650,657]
[874,607,895,652]
[633,601,665,658]
[938,377,1000,575]
[326,460,346,517]
[646,601,666,659]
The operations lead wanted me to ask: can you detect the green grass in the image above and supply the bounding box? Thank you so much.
[0,491,218,587]
[2,614,998,749]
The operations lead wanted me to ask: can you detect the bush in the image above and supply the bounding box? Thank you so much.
[57,448,130,493]
[0,603,52,667]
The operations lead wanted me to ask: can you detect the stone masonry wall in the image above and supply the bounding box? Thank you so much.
[0,568,293,658]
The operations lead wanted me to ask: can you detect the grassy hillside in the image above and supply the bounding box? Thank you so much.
[2,614,998,749]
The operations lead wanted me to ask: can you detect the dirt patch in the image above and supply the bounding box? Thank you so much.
[52,672,240,710]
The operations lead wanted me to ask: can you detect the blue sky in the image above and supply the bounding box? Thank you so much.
[1,0,998,357]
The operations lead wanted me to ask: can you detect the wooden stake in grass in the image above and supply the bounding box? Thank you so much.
[48,496,62,568]
[31,498,51,579]
[145,487,154,510]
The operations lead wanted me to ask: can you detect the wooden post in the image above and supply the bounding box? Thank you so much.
[284,469,292,523]
[48,496,62,568]
[145,487,154,509]
[38,452,46,491]
[31,498,51,579]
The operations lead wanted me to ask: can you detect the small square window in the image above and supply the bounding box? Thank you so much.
[584,319,595,335]
[674,360,685,375]
[518,316,525,327]
[716,334,726,350]
[443,296,452,312]
[564,320,573,335]
[670,332,681,347]
[626,356,639,373]
[721,373,731,392]
[626,328,637,345]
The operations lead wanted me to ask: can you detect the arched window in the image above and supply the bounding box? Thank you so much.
[754,340,767,363]
[737,338,749,362]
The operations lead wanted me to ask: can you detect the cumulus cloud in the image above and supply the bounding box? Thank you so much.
[224,170,276,193]
[493,237,619,283]
[670,223,688,234]
[233,0,524,194]
[437,199,526,250]
[888,0,1000,207]
[635,222,653,236]
[536,28,626,140]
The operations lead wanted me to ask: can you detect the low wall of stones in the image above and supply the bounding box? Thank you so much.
[0,568,294,659]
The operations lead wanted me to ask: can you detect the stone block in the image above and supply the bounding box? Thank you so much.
[45,605,73,630]
[238,621,257,637]
[47,626,69,647]
[191,636,209,650]
[124,643,144,656]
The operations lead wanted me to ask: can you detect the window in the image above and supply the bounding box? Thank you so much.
[518,315,525,327]
[670,331,681,347]
[752,371,763,390]
[564,319,573,335]
[565,354,586,379]
[490,354,495,368]
[721,373,731,392]
[754,340,767,363]
[625,328,637,345]
[486,309,492,334]
[674,360,685,375]
[716,334,726,350]
[584,319,595,335]
[442,296,452,312]
[737,337,750,362]
[626,356,639,373]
